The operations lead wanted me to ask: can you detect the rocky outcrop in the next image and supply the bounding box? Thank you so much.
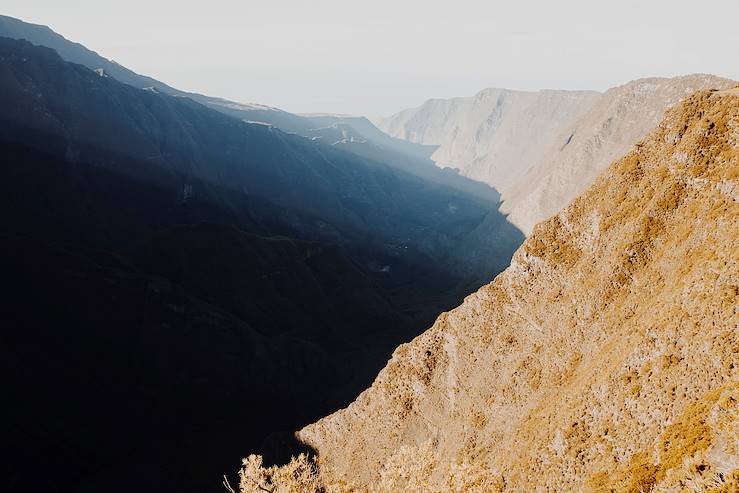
[299,88,739,492]
[376,76,736,235]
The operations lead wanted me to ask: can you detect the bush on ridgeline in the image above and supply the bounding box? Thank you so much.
[234,454,322,493]
[230,449,497,493]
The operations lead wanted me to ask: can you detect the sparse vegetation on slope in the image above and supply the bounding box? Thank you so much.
[269,88,739,491]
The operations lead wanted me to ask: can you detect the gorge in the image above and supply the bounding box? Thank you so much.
[1,10,736,493]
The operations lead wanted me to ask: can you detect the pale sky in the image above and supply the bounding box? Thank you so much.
[3,0,738,116]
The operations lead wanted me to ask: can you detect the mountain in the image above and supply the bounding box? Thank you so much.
[373,88,601,192]
[375,76,736,234]
[0,14,315,133]
[502,75,738,233]
[0,36,523,492]
[296,88,739,491]
[0,36,520,272]
[0,15,502,203]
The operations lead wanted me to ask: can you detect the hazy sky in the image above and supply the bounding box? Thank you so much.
[3,0,738,115]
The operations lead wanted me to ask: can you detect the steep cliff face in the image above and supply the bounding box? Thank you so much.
[503,75,737,234]
[376,76,735,235]
[299,89,739,492]
[374,88,601,195]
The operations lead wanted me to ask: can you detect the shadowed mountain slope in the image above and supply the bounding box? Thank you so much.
[0,15,503,203]
[0,36,521,273]
[0,14,315,133]
[0,141,407,493]
[0,35,523,493]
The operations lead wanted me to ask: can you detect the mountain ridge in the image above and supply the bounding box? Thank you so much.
[0,14,502,204]
[0,36,511,262]
[0,14,315,133]
[296,88,739,492]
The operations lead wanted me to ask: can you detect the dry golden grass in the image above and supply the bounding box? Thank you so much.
[242,88,739,492]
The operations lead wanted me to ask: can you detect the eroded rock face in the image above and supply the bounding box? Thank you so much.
[375,75,736,235]
[374,88,601,197]
[300,89,739,492]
